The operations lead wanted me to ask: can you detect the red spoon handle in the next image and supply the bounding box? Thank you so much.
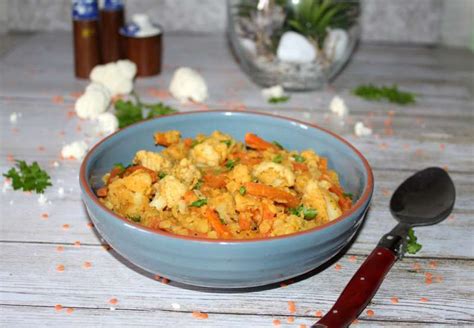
[313,247,397,328]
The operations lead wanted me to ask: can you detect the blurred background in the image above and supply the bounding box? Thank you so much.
[0,0,473,50]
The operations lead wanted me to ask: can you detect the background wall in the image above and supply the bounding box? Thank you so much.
[0,0,473,48]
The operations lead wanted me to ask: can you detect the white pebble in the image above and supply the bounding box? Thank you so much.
[261,85,284,100]
[37,194,48,205]
[171,303,181,310]
[354,122,372,137]
[330,95,349,118]
[61,140,88,160]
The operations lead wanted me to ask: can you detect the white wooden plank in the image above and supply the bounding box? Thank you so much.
[1,243,473,325]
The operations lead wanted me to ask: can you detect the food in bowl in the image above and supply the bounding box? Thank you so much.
[96,129,353,239]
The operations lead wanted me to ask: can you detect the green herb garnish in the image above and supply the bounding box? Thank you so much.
[268,96,290,104]
[190,198,208,207]
[158,171,167,179]
[225,159,238,169]
[239,186,247,195]
[406,228,422,254]
[272,141,284,150]
[191,140,201,148]
[145,102,178,119]
[221,140,232,147]
[128,215,141,223]
[343,192,353,200]
[3,160,52,193]
[289,205,318,220]
[292,154,305,163]
[115,99,143,128]
[272,154,283,163]
[193,179,203,190]
[353,84,416,105]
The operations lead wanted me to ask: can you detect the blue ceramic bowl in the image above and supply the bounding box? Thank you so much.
[80,111,373,288]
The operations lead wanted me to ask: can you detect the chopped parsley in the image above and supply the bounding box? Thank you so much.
[268,95,290,104]
[193,179,203,190]
[158,171,167,179]
[292,154,305,163]
[289,205,317,220]
[190,198,208,207]
[406,228,422,254]
[272,141,284,150]
[239,186,246,195]
[353,84,416,105]
[272,154,283,163]
[191,140,201,148]
[221,140,232,147]
[3,160,52,193]
[343,192,353,200]
[145,102,178,119]
[128,215,141,223]
[225,159,238,169]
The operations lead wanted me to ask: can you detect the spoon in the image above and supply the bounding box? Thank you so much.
[313,167,456,328]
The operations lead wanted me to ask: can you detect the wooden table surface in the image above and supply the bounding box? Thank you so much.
[1,32,473,327]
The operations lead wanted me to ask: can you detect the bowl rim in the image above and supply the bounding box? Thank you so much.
[80,110,374,244]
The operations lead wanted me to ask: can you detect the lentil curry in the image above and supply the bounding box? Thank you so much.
[96,130,352,239]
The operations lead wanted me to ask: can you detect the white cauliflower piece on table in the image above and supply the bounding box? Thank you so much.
[253,161,295,188]
[75,88,110,119]
[190,139,228,167]
[150,175,187,211]
[133,150,171,172]
[61,140,88,160]
[169,67,208,103]
[172,158,201,187]
[96,112,118,135]
[90,60,136,96]
[116,60,137,80]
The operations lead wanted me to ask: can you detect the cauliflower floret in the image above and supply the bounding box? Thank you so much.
[90,60,136,96]
[96,112,118,135]
[324,191,342,221]
[169,67,208,103]
[234,193,260,212]
[150,175,186,210]
[154,130,181,146]
[253,161,295,188]
[190,138,228,167]
[299,150,320,170]
[208,192,236,224]
[226,164,251,193]
[75,88,109,119]
[302,180,329,223]
[133,150,171,172]
[172,158,201,187]
[116,59,137,80]
[61,140,88,159]
[104,170,154,218]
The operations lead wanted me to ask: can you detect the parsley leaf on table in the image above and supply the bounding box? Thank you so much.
[3,160,52,193]
[145,102,178,119]
[115,99,143,128]
[353,84,416,105]
[268,96,290,104]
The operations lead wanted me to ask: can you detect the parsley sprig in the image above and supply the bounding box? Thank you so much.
[268,96,290,104]
[115,92,178,128]
[406,228,422,254]
[3,160,52,193]
[353,84,416,105]
[289,205,317,220]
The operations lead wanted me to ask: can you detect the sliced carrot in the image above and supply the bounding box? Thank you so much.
[244,133,277,151]
[203,174,227,188]
[230,151,262,165]
[108,166,124,184]
[261,203,275,221]
[292,162,308,171]
[124,165,158,183]
[204,208,231,238]
[319,158,328,173]
[329,185,352,212]
[238,212,252,231]
[183,138,193,147]
[96,187,108,197]
[244,182,299,208]
[183,190,198,203]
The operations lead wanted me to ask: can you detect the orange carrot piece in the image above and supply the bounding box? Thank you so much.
[329,185,352,212]
[96,187,108,197]
[183,138,193,147]
[238,212,252,231]
[154,132,174,147]
[204,208,231,238]
[244,182,299,208]
[319,158,328,172]
[108,166,124,184]
[203,174,227,188]
[262,203,275,221]
[292,162,308,171]
[183,190,198,203]
[124,165,158,183]
[244,133,277,151]
[230,151,262,165]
